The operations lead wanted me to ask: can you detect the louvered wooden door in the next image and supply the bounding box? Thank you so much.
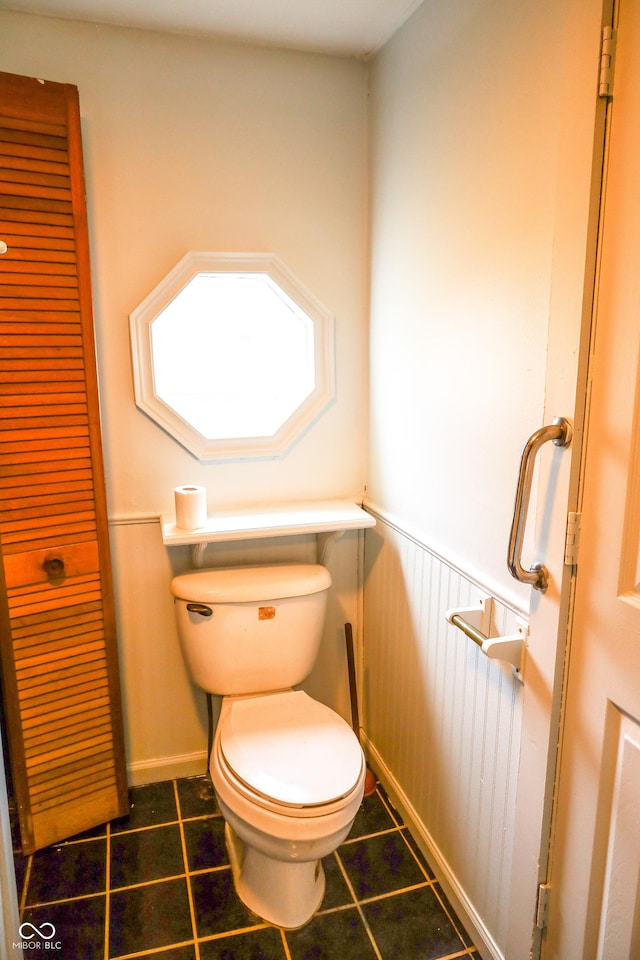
[0,72,128,853]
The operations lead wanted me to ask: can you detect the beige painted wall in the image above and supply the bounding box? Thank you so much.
[367,0,569,607]
[0,11,369,780]
[0,12,369,514]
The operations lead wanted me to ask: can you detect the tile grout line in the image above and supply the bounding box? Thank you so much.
[104,821,111,960]
[430,880,477,953]
[433,950,478,960]
[340,824,403,845]
[173,779,201,960]
[355,880,435,906]
[396,824,434,883]
[55,811,225,847]
[18,853,32,919]
[279,925,293,960]
[198,922,274,943]
[375,784,403,828]
[110,938,195,960]
[332,849,384,960]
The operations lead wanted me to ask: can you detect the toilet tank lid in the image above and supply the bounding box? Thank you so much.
[170,563,331,603]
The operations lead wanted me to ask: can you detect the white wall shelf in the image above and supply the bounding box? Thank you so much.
[161,499,375,566]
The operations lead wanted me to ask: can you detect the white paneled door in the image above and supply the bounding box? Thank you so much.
[544,0,640,955]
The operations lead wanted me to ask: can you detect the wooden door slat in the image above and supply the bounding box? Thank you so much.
[18,647,107,685]
[17,633,106,671]
[21,689,108,724]
[0,379,86,394]
[1,288,79,303]
[0,361,85,375]
[0,112,67,138]
[0,487,94,514]
[25,711,112,750]
[2,531,98,557]
[0,469,93,493]
[0,406,88,425]
[0,318,81,334]
[1,300,81,314]
[0,166,70,190]
[3,529,97,555]
[0,496,94,522]
[15,629,104,663]
[0,141,70,165]
[34,754,115,814]
[0,273,79,288]
[0,249,77,265]
[0,209,73,230]
[0,225,75,245]
[30,766,115,807]
[18,669,108,707]
[0,233,75,250]
[10,597,102,630]
[0,179,71,201]
[0,425,91,443]
[31,765,116,807]
[25,733,114,774]
[0,425,91,441]
[0,312,80,328]
[0,395,88,414]
[31,766,116,808]
[3,508,96,535]
[0,334,82,348]
[0,152,70,176]
[0,190,71,212]
[0,260,78,276]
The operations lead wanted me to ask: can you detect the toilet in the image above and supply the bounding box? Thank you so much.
[170,563,365,929]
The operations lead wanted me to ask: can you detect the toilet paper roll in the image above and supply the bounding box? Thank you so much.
[174,485,208,530]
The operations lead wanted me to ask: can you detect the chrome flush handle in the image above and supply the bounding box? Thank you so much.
[186,603,213,617]
[507,417,572,592]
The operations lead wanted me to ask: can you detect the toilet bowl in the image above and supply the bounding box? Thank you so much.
[210,689,365,928]
[170,563,366,927]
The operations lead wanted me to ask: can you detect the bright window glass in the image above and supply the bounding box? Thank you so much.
[129,253,335,460]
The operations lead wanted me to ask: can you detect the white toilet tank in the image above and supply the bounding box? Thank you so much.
[170,563,332,696]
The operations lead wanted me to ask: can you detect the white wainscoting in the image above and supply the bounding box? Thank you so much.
[362,509,524,959]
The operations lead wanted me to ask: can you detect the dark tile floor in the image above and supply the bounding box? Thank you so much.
[12,776,480,960]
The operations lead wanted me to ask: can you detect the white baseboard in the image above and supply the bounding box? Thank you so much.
[364,734,503,960]
[127,751,209,787]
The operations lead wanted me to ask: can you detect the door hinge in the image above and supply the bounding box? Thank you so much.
[536,882,551,930]
[564,511,582,567]
[599,25,617,98]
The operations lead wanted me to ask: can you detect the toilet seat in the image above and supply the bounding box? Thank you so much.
[217,690,364,816]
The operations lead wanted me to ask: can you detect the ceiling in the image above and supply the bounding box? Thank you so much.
[0,0,425,59]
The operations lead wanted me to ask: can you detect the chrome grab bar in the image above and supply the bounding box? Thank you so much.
[507,417,572,592]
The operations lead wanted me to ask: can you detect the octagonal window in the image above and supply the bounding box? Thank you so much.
[129,253,335,460]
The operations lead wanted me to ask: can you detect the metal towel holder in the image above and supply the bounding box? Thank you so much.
[446,597,527,682]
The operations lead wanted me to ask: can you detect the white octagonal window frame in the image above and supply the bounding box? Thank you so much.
[129,252,335,461]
